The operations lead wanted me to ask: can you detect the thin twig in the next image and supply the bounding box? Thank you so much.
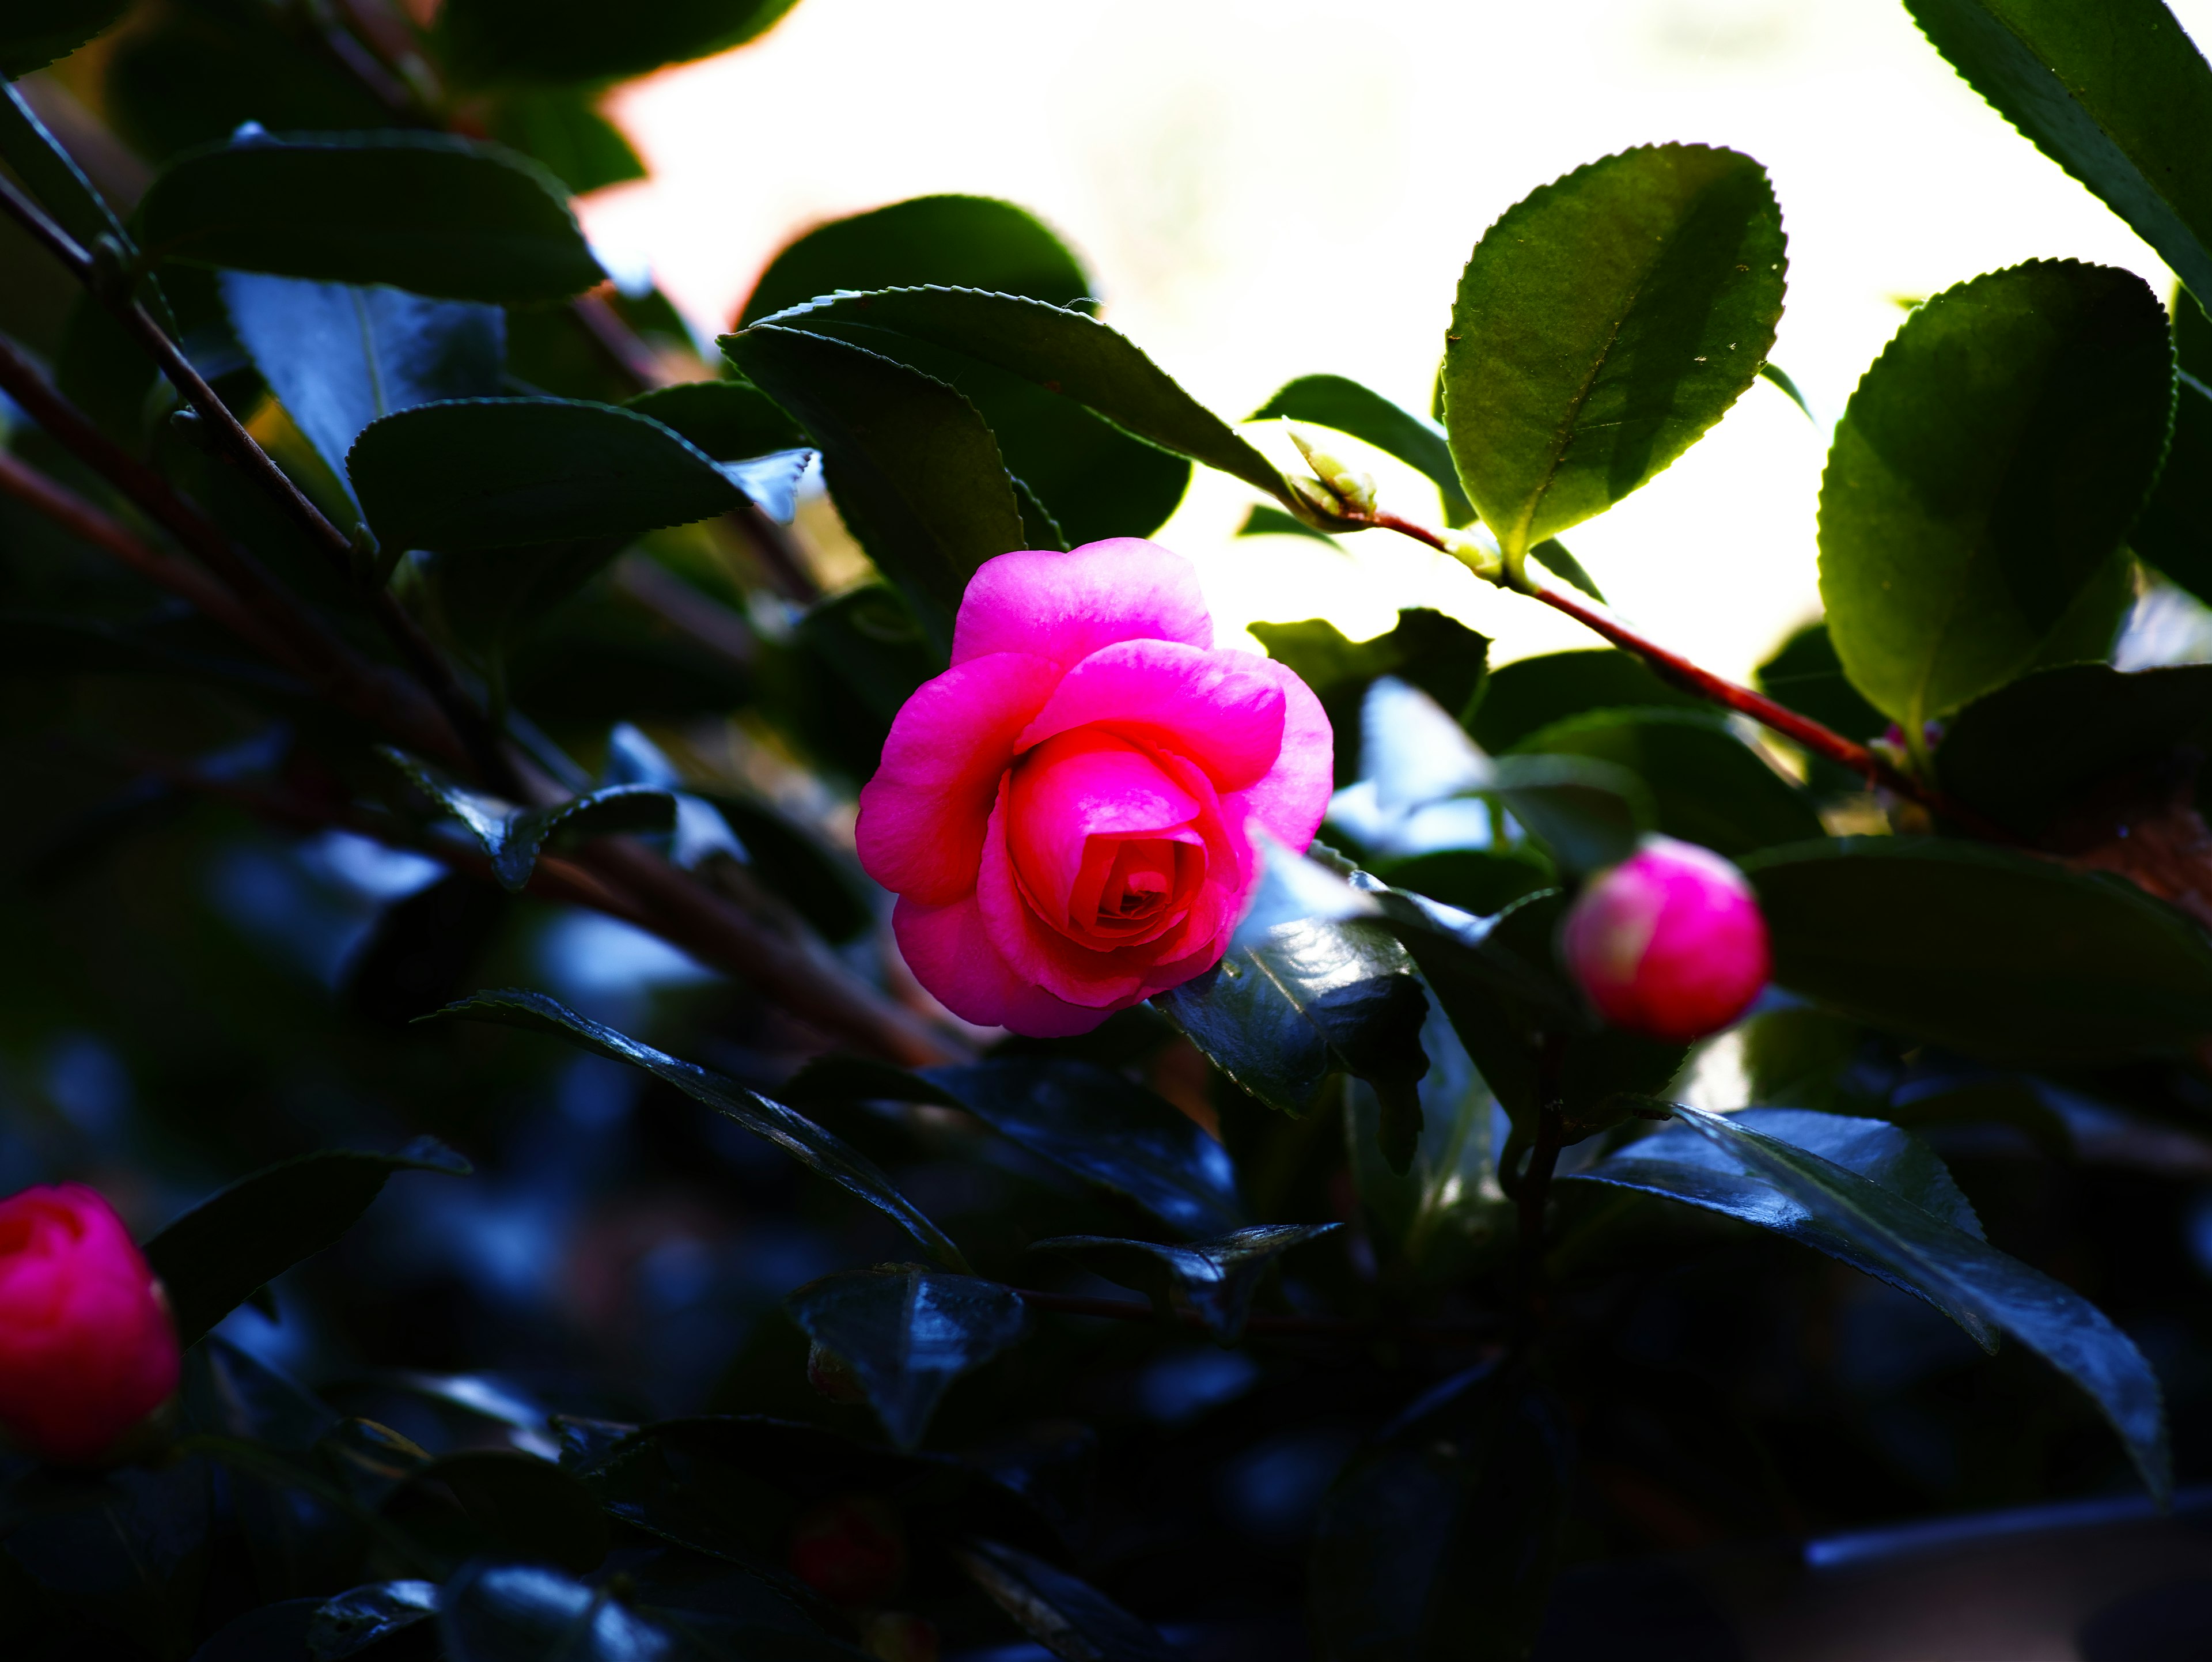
[1014,1287,1499,1345]
[1366,509,2018,842]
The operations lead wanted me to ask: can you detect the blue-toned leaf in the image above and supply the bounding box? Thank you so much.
[440,1558,704,1661]
[1028,1224,1339,1342]
[423,989,968,1271]
[310,1580,441,1660]
[786,1268,1032,1450]
[1573,1104,2169,1501]
[955,1537,1174,1662]
[381,748,673,892]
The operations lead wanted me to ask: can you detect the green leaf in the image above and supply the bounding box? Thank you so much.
[350,397,766,553]
[737,287,1300,514]
[1443,143,1786,558]
[423,988,970,1270]
[1742,837,2212,1063]
[1906,0,2212,308]
[1368,847,1553,917]
[0,84,132,268]
[138,131,604,304]
[738,195,1091,324]
[402,1450,609,1573]
[1938,663,2212,837]
[1027,1224,1338,1342]
[623,380,808,461]
[443,0,796,85]
[1310,1364,1574,1662]
[1760,359,1816,421]
[1816,260,2173,727]
[725,324,1026,650]
[1250,373,1474,524]
[785,1267,1031,1449]
[1510,707,1824,858]
[1154,845,1430,1172]
[1237,503,1336,544]
[789,1055,1247,1239]
[1753,622,1886,745]
[221,273,505,492]
[0,0,124,75]
[2131,369,2212,606]
[144,1139,472,1349]
[1575,1104,2170,1501]
[955,1538,1175,1662]
[694,789,876,944]
[484,88,646,195]
[1466,648,1703,754]
[441,1559,708,1662]
[763,583,943,781]
[381,749,674,891]
[1348,1005,1512,1280]
[1251,608,1490,788]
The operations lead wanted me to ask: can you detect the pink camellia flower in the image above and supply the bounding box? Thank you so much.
[0,1183,181,1466]
[857,539,1333,1036]
[1561,836,1771,1043]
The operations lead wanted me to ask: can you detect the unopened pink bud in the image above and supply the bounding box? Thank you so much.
[1561,837,1770,1043]
[0,1184,181,1466]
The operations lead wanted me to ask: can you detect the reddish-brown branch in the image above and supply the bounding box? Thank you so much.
[1367,509,2020,843]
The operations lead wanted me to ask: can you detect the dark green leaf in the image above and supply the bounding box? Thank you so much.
[1,1455,214,1659]
[1528,537,1607,602]
[1906,0,2212,306]
[146,1139,471,1349]
[1743,837,2212,1063]
[423,989,970,1270]
[443,0,796,85]
[739,195,1091,325]
[1937,662,2212,836]
[440,1558,705,1662]
[1510,707,1823,858]
[1577,1104,2169,1501]
[350,397,756,553]
[403,1451,608,1573]
[1753,622,1886,746]
[1028,1224,1339,1342]
[695,790,876,943]
[736,287,1298,513]
[785,1268,1031,1449]
[484,88,646,195]
[1251,373,1473,524]
[0,84,132,267]
[2132,369,2212,605]
[0,0,124,75]
[762,582,943,781]
[1817,260,2172,726]
[1310,1364,1574,1662]
[1251,608,1490,787]
[1238,503,1337,543]
[1369,847,1553,917]
[381,749,674,891]
[1155,846,1430,1172]
[310,1580,441,1661]
[1760,359,1816,421]
[1444,143,1785,557]
[1467,648,1703,753]
[139,131,604,303]
[955,1536,1173,1662]
[623,380,808,461]
[222,272,505,490]
[725,324,1026,650]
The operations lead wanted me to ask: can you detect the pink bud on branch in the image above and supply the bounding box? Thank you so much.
[1562,837,1772,1044]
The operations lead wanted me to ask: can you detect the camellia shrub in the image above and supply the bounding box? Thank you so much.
[5,0,2212,1656]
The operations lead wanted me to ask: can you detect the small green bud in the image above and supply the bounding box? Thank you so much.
[1285,425,1378,518]
[1437,524,1505,584]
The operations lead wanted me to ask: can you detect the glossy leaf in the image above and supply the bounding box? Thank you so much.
[221,272,504,491]
[1577,1104,2170,1501]
[1907,0,2212,306]
[1368,847,1553,918]
[2132,369,2212,606]
[350,398,761,554]
[1510,707,1823,858]
[738,287,1298,513]
[955,1536,1174,1662]
[1251,609,1490,787]
[1310,1364,1574,1662]
[1817,260,2172,726]
[423,989,970,1270]
[1154,843,1430,1171]
[786,1267,1032,1449]
[1443,144,1785,557]
[0,85,132,266]
[139,132,604,303]
[1743,838,2212,1063]
[726,323,1026,650]
[145,1140,470,1349]
[623,380,808,462]
[1466,648,1703,754]
[440,1559,703,1662]
[1,0,124,74]
[310,1581,441,1660]
[381,749,674,891]
[1028,1224,1340,1342]
[1251,373,1474,524]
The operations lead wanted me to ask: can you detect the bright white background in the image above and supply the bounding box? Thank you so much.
[580,0,2212,679]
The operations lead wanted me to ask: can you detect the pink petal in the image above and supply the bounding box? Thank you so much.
[1016,641,1287,792]
[1007,730,1202,929]
[892,893,1122,1037]
[952,539,1213,668]
[1224,653,1334,854]
[855,650,1063,906]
